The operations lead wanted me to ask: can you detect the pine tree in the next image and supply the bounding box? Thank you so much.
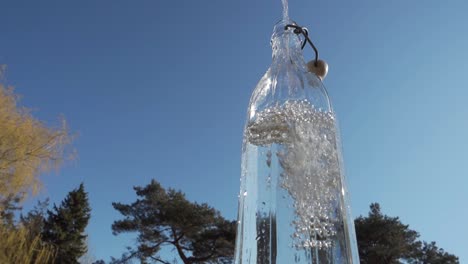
[413,241,459,264]
[112,179,236,264]
[42,183,91,264]
[355,203,459,264]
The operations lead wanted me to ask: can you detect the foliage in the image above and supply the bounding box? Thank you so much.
[355,203,420,263]
[0,224,56,264]
[112,180,236,264]
[42,183,91,264]
[411,241,459,264]
[0,193,23,227]
[355,203,459,264]
[0,82,73,206]
[21,198,50,240]
[0,70,76,264]
[78,236,98,264]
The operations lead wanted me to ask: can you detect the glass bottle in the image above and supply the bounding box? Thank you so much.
[234,19,360,264]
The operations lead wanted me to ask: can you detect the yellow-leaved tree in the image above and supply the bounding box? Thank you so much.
[0,82,73,205]
[0,67,73,263]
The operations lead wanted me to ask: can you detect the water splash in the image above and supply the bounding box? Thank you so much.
[282,0,289,21]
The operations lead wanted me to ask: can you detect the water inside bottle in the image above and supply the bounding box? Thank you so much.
[236,100,357,263]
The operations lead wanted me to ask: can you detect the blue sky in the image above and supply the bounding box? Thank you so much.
[2,0,468,262]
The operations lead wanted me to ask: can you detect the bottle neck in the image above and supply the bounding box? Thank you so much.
[270,20,304,65]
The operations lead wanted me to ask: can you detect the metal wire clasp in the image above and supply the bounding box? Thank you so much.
[284,23,319,66]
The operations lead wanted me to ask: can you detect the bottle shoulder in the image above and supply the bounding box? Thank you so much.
[247,65,332,121]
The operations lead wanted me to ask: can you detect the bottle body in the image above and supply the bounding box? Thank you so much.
[234,20,359,264]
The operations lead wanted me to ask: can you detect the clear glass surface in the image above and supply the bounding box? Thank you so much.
[234,19,360,264]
